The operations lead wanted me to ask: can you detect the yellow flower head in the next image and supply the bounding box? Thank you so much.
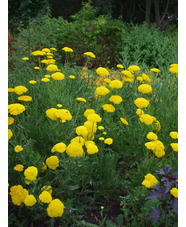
[150,68,160,73]
[170,188,178,198]
[96,67,109,77]
[142,173,158,188]
[46,64,59,72]
[66,142,84,157]
[104,138,113,145]
[87,143,99,155]
[95,86,110,96]
[120,117,129,126]
[29,80,37,84]
[47,199,64,218]
[41,78,50,82]
[51,143,67,153]
[170,131,178,139]
[14,145,23,153]
[87,113,102,122]
[24,166,38,181]
[10,185,28,206]
[139,114,155,125]
[46,156,59,170]
[39,191,52,204]
[17,95,32,102]
[51,72,65,80]
[84,109,96,118]
[146,132,158,141]
[109,80,123,89]
[128,65,140,72]
[109,95,123,104]
[24,195,37,207]
[62,47,73,52]
[14,164,24,172]
[134,98,149,108]
[14,86,28,95]
[84,52,96,58]
[138,84,152,94]
[170,143,178,152]
[117,64,124,69]
[76,97,86,103]
[102,104,115,113]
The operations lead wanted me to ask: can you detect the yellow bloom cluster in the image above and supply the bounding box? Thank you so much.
[8,103,26,115]
[62,47,73,52]
[84,52,96,58]
[96,67,109,77]
[102,104,115,113]
[46,108,72,123]
[109,95,123,104]
[142,173,158,188]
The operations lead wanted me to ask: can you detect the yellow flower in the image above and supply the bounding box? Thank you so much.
[8,88,15,92]
[34,66,40,70]
[8,103,26,115]
[121,70,133,78]
[146,132,158,141]
[17,95,32,102]
[66,142,84,157]
[150,68,160,72]
[31,50,46,56]
[24,195,37,207]
[120,117,129,126]
[8,117,14,125]
[87,143,99,154]
[109,80,123,89]
[102,104,115,113]
[96,67,109,77]
[29,80,37,84]
[46,64,59,72]
[142,173,158,188]
[139,114,155,125]
[95,86,110,96]
[14,86,28,95]
[170,131,178,139]
[22,57,29,61]
[84,109,96,118]
[50,47,57,51]
[104,138,113,145]
[46,156,59,170]
[62,47,73,52]
[136,108,144,116]
[170,143,178,152]
[51,143,67,153]
[169,67,178,74]
[84,52,96,58]
[109,95,123,104]
[134,98,149,108]
[117,64,124,69]
[76,97,86,103]
[69,75,75,79]
[14,145,23,153]
[170,188,178,198]
[87,113,102,122]
[76,126,89,138]
[41,78,50,82]
[128,65,140,72]
[42,48,51,53]
[57,104,62,108]
[138,84,152,94]
[55,109,72,122]
[46,108,58,120]
[10,185,28,206]
[137,76,143,82]
[71,136,85,146]
[47,199,64,218]
[14,164,24,172]
[51,72,65,80]
[98,126,104,130]
[24,166,38,181]
[99,137,105,141]
[39,191,52,204]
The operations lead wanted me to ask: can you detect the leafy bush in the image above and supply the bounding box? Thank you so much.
[119,23,178,68]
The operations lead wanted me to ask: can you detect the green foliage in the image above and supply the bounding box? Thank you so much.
[8,0,50,31]
[119,23,178,68]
